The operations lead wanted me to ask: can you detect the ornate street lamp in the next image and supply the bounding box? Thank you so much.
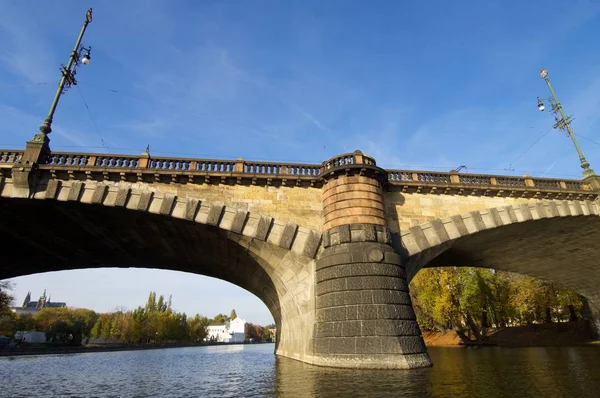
[537,67,596,178]
[33,8,93,149]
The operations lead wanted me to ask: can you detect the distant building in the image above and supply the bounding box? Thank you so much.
[206,317,246,343]
[11,289,67,316]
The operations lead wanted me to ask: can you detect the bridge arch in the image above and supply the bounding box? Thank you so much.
[399,200,600,334]
[0,178,322,362]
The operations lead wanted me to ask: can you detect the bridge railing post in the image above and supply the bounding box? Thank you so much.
[235,157,244,173]
[449,170,460,184]
[138,153,150,169]
[524,175,535,187]
[353,150,364,164]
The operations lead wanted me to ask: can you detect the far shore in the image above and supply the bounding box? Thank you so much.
[423,320,598,347]
[0,341,275,358]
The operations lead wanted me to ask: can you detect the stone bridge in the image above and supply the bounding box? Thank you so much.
[1,139,600,370]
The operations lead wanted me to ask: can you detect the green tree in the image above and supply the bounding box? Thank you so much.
[230,309,237,320]
[212,313,229,325]
[0,280,14,315]
[188,315,209,342]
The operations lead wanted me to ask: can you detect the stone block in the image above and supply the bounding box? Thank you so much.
[255,216,273,241]
[114,188,130,207]
[519,203,532,221]
[230,210,248,234]
[328,337,356,354]
[409,226,430,250]
[278,222,298,249]
[572,201,583,216]
[378,304,416,320]
[91,185,107,204]
[160,195,177,215]
[430,219,450,243]
[341,320,362,337]
[185,199,200,220]
[376,320,420,336]
[137,191,153,211]
[469,211,486,231]
[489,207,503,226]
[355,336,380,354]
[450,215,469,236]
[504,205,518,223]
[303,230,321,258]
[380,336,426,354]
[45,180,60,199]
[206,203,224,226]
[355,304,378,320]
[67,181,83,201]
[535,202,547,218]
[360,320,378,336]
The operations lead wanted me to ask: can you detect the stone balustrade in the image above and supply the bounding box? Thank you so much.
[0,148,596,197]
[0,150,23,166]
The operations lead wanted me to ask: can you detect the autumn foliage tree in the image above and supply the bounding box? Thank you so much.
[410,267,585,337]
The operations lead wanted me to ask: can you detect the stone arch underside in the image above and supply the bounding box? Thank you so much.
[399,200,600,335]
[0,194,320,362]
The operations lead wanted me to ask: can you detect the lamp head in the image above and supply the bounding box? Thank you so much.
[81,48,91,65]
[537,97,545,112]
[540,68,548,79]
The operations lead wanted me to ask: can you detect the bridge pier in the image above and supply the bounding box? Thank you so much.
[310,152,432,369]
[583,296,600,340]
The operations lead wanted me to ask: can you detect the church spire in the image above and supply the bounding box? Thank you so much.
[22,291,31,308]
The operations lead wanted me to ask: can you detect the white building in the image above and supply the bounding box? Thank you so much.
[206,317,246,343]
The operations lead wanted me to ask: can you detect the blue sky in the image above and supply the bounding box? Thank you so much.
[2,0,600,325]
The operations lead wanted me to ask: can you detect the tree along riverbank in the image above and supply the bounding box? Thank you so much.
[0,340,274,357]
[422,320,596,347]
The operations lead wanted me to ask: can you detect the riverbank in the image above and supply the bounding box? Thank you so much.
[423,320,596,347]
[0,341,273,357]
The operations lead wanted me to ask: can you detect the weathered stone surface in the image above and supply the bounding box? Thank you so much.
[206,203,224,226]
[137,191,153,211]
[160,195,176,215]
[230,210,248,234]
[91,185,107,204]
[3,148,599,371]
[114,188,130,207]
[279,223,298,249]
[45,180,60,199]
[255,216,272,241]
[67,182,83,201]
[185,198,200,220]
[303,230,322,258]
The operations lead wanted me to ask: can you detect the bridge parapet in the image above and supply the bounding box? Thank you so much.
[387,168,598,200]
[0,150,23,166]
[1,148,598,198]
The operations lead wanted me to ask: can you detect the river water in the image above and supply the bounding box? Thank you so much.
[2,344,600,397]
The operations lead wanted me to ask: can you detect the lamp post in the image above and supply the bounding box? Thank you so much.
[537,67,596,179]
[33,8,93,149]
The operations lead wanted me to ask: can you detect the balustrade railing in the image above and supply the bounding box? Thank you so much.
[0,150,23,164]
[0,148,594,192]
[194,159,236,173]
[415,172,451,184]
[494,176,525,187]
[46,152,93,167]
[458,174,492,186]
[531,178,562,190]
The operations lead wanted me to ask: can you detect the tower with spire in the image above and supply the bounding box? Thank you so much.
[21,291,31,308]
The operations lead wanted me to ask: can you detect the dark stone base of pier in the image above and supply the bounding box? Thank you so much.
[311,236,432,369]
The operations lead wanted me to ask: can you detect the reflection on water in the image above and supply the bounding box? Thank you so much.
[2,344,600,397]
